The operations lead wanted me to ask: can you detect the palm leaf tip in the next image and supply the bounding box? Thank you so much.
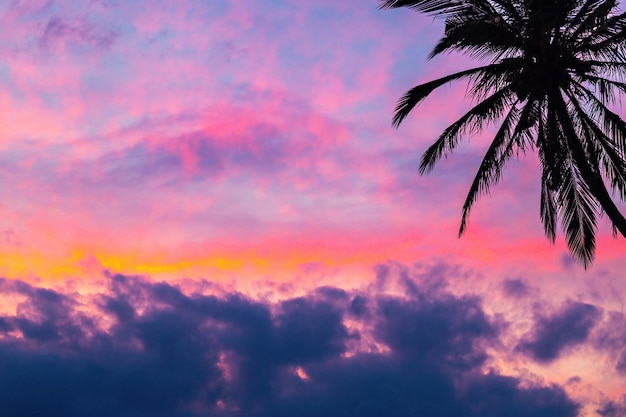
[392,93,418,128]
[391,82,441,128]
[378,0,402,8]
[378,0,415,9]
[378,0,461,11]
[418,149,437,174]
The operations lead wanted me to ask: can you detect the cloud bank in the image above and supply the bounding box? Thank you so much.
[0,273,580,417]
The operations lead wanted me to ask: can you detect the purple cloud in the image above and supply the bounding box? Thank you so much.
[596,398,626,417]
[502,278,530,298]
[0,273,582,417]
[375,291,497,371]
[517,301,602,363]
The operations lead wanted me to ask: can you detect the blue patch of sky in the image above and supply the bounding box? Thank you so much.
[351,38,377,56]
[387,43,431,92]
[259,0,297,13]
[308,5,340,23]
[0,63,26,103]
[186,0,228,22]
[37,91,63,111]
[78,51,129,102]
[278,44,322,68]
[0,62,10,80]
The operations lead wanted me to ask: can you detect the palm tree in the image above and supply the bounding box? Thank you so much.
[381,0,626,266]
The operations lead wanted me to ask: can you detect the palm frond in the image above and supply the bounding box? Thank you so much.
[585,122,626,200]
[553,89,626,241]
[465,57,524,101]
[429,18,522,59]
[556,162,598,267]
[392,64,514,127]
[487,0,525,28]
[567,92,626,200]
[544,91,599,267]
[585,61,626,81]
[565,0,609,34]
[379,0,470,15]
[575,11,626,59]
[459,104,520,234]
[578,75,626,105]
[419,87,514,173]
[569,0,618,42]
[571,81,626,151]
[541,176,559,242]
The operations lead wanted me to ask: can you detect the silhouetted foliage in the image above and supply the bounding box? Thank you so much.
[382,0,626,266]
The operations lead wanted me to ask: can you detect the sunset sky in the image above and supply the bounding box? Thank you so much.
[0,0,624,416]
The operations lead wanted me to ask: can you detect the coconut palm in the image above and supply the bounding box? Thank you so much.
[381,0,626,266]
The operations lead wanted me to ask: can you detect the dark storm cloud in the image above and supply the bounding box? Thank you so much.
[517,301,601,362]
[0,274,579,417]
[375,292,497,371]
[597,398,626,417]
[459,373,578,417]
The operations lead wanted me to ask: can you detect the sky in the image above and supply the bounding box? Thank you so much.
[0,0,624,416]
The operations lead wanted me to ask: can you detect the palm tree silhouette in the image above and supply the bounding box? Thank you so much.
[382,0,626,266]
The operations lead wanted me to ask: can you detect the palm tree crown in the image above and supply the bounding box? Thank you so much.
[382,0,626,266]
